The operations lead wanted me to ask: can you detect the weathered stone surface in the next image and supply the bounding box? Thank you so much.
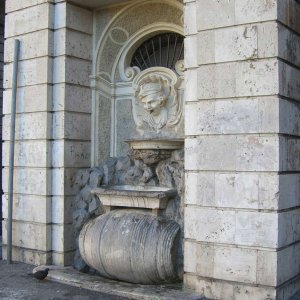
[53,56,92,87]
[52,83,91,113]
[54,28,92,60]
[54,3,93,34]
[4,57,52,88]
[5,3,54,37]
[3,84,51,114]
[5,0,53,13]
[197,59,279,99]
[185,135,279,172]
[2,194,51,223]
[3,112,50,141]
[185,206,278,248]
[73,249,89,273]
[88,196,101,214]
[79,210,181,284]
[2,140,50,167]
[52,111,91,140]
[102,157,118,186]
[89,168,104,188]
[197,24,258,64]
[2,220,51,251]
[5,29,53,62]
[185,97,279,135]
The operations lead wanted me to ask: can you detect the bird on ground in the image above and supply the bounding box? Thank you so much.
[28,267,50,280]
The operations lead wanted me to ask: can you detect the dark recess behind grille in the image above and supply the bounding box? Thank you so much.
[131,33,184,71]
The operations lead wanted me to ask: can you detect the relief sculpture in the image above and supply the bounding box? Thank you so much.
[132,67,183,135]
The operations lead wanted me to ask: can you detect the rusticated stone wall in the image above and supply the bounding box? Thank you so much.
[0,0,4,235]
[2,0,92,266]
[184,0,300,299]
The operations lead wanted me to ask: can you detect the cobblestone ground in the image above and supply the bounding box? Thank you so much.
[0,260,129,300]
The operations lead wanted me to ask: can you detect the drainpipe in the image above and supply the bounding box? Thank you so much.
[7,39,20,264]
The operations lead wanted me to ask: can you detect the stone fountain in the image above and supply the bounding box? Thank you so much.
[75,66,184,285]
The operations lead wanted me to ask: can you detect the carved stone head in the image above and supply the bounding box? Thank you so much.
[132,67,183,135]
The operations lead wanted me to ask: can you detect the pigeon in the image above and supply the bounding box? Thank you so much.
[30,267,49,280]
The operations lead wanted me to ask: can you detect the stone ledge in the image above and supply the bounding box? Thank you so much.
[46,266,203,300]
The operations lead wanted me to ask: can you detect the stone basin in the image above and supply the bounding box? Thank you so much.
[125,139,184,165]
[125,138,184,150]
[91,185,176,209]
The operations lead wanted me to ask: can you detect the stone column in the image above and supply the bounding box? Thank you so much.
[51,1,92,265]
[2,0,92,266]
[2,0,55,264]
[184,0,300,299]
[0,0,5,232]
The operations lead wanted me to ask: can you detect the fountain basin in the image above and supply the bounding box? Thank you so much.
[125,139,184,150]
[91,185,176,209]
[125,139,184,165]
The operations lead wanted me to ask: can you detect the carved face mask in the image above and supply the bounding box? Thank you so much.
[138,82,166,114]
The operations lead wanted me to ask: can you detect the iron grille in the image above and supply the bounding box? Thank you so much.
[130,33,184,71]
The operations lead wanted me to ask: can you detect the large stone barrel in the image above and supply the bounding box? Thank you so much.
[79,210,181,284]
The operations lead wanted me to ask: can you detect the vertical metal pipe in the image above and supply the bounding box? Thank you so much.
[7,39,20,264]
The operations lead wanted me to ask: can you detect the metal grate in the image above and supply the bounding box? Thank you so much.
[130,33,184,71]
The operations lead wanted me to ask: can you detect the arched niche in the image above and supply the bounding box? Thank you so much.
[91,0,184,165]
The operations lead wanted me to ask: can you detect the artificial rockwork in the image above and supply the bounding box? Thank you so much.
[72,148,184,281]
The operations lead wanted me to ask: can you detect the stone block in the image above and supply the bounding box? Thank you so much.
[3,84,52,114]
[4,29,53,63]
[53,56,92,87]
[51,167,82,196]
[184,274,276,300]
[196,0,277,30]
[2,112,51,141]
[198,25,258,64]
[185,35,197,68]
[54,28,92,60]
[277,243,300,286]
[185,206,278,247]
[6,0,54,13]
[52,224,76,252]
[278,174,300,210]
[52,250,75,266]
[184,69,197,101]
[184,2,197,35]
[52,83,92,113]
[5,3,54,38]
[278,24,300,68]
[51,196,74,224]
[1,245,52,265]
[2,194,51,223]
[2,220,51,251]
[235,0,277,24]
[278,0,300,33]
[279,61,300,101]
[277,275,300,300]
[54,2,93,34]
[2,167,51,195]
[185,172,280,210]
[197,58,279,99]
[52,111,91,140]
[2,140,51,167]
[257,21,278,59]
[196,0,235,31]
[278,209,300,247]
[185,97,279,135]
[184,241,277,285]
[4,57,52,89]
[284,137,300,171]
[51,140,91,168]
[185,135,279,172]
